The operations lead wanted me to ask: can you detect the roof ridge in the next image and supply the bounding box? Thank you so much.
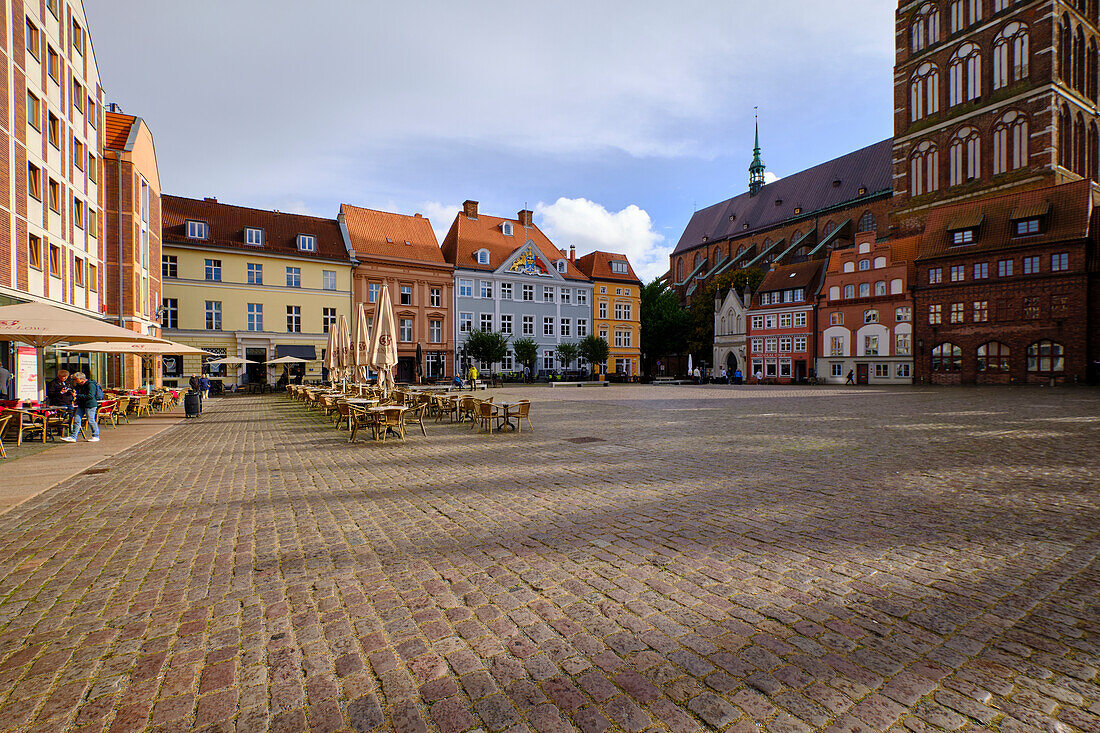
[163,194,338,224]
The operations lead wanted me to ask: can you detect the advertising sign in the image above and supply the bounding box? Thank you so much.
[16,346,37,400]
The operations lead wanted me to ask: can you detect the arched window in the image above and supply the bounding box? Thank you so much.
[993,110,1028,174]
[969,0,982,24]
[977,342,1010,371]
[949,126,981,185]
[1076,112,1088,177]
[1027,340,1064,372]
[1059,17,1072,82]
[823,221,836,236]
[677,259,684,282]
[993,22,1029,89]
[910,140,939,195]
[1090,122,1099,180]
[843,284,855,298]
[857,211,876,234]
[1060,104,1073,169]
[1089,38,1098,101]
[911,63,940,121]
[949,43,982,106]
[1075,27,1086,93]
[912,3,940,52]
[932,343,962,371]
[693,253,701,270]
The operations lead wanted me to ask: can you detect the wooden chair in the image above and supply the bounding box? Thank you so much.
[405,404,428,437]
[456,396,478,423]
[348,405,380,443]
[45,408,72,440]
[0,413,12,458]
[113,395,131,424]
[334,400,352,430]
[376,407,406,443]
[7,409,47,445]
[96,400,118,429]
[503,400,533,433]
[472,400,500,434]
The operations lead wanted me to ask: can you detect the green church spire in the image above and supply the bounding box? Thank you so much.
[748,110,766,196]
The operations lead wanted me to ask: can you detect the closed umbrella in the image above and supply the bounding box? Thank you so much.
[367,285,398,396]
[0,301,161,399]
[687,353,693,377]
[415,343,423,383]
[334,315,351,387]
[324,320,338,384]
[350,303,371,384]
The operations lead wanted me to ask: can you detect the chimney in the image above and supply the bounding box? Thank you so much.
[414,213,422,218]
[463,200,478,219]
[204,196,217,203]
[517,209,533,227]
[569,245,575,262]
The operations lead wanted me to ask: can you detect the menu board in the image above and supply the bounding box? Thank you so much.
[16,346,38,400]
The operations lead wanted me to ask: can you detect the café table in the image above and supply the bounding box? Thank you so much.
[496,402,521,431]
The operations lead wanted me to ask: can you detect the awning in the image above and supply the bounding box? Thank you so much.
[276,344,317,360]
[947,212,985,231]
[1009,202,1051,220]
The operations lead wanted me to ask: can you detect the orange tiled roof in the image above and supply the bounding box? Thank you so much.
[104,111,136,151]
[917,179,1093,260]
[441,211,590,281]
[162,195,351,263]
[340,204,450,267]
[573,251,642,285]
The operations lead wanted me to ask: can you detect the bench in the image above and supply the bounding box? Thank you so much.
[548,381,610,388]
[652,378,692,385]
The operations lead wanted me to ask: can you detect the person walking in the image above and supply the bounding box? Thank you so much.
[61,372,101,443]
[845,369,855,385]
[200,374,211,399]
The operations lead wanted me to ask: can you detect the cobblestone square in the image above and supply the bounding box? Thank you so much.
[0,385,1097,732]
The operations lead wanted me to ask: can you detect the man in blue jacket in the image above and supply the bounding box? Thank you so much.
[61,372,102,443]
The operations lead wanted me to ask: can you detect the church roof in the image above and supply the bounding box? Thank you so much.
[672,139,893,256]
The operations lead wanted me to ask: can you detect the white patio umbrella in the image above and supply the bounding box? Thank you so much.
[62,340,213,392]
[204,356,249,388]
[0,301,161,399]
[367,285,398,396]
[687,353,693,376]
[265,355,309,365]
[350,302,371,384]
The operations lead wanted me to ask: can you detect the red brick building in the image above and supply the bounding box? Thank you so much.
[817,233,919,384]
[913,179,1098,384]
[747,261,825,383]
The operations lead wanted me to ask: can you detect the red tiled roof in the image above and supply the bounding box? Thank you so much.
[340,204,449,267]
[753,260,826,306]
[162,195,351,263]
[573,251,642,284]
[917,179,1094,260]
[104,111,136,151]
[440,210,590,281]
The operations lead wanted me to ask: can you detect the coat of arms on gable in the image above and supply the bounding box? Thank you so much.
[507,243,550,277]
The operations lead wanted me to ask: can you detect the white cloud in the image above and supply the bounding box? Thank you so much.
[763,172,781,184]
[534,198,667,282]
[272,199,316,216]
[418,202,461,244]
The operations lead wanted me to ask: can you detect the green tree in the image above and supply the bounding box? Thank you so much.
[511,337,539,374]
[579,335,611,376]
[464,329,509,369]
[687,268,765,364]
[640,279,689,375]
[556,342,580,370]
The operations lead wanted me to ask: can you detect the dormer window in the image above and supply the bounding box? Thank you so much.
[245,227,264,246]
[476,250,490,266]
[952,229,976,245]
[610,261,628,274]
[1015,218,1041,236]
[501,222,513,236]
[297,234,316,252]
[186,220,208,240]
[947,213,983,246]
[556,260,567,273]
[794,207,802,215]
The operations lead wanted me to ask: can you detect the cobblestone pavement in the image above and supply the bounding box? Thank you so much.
[0,386,1097,733]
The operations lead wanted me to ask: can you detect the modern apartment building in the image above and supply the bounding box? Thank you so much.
[441,201,594,375]
[103,109,161,388]
[573,250,642,376]
[339,204,454,382]
[160,195,355,385]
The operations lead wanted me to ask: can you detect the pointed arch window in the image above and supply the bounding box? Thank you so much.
[1075,112,1088,177]
[1074,27,1086,93]
[1059,16,1072,83]
[1089,38,1098,101]
[910,140,939,196]
[911,63,940,121]
[993,111,1028,174]
[676,259,684,282]
[993,22,1029,90]
[949,127,981,186]
[912,3,941,52]
[1089,122,1099,181]
[1060,104,1073,169]
[949,43,982,106]
[857,211,876,234]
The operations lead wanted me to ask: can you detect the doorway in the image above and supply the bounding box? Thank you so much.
[246,348,267,386]
[794,360,806,382]
[856,363,869,384]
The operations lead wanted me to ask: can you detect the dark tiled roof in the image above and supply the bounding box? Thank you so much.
[917,179,1094,260]
[162,195,351,263]
[573,251,642,284]
[673,139,893,255]
[752,260,826,307]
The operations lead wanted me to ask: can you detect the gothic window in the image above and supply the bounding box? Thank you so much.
[912,3,941,52]
[1075,27,1086,93]
[823,222,836,236]
[993,110,1028,174]
[949,43,982,106]
[949,1,964,33]
[993,23,1029,89]
[1075,113,1088,177]
[949,127,981,185]
[911,63,940,121]
[910,140,939,195]
[677,259,684,282]
[1060,104,1073,169]
[1090,122,1099,180]
[1059,17,1072,83]
[693,253,701,270]
[1089,38,1098,101]
[969,0,982,24]
[857,211,876,234]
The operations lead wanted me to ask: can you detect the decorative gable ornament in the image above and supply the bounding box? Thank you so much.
[507,242,550,277]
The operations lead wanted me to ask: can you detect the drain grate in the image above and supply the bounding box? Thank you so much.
[564,437,604,444]
[83,468,110,475]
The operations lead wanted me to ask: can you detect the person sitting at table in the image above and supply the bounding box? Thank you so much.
[61,372,101,443]
[47,370,75,410]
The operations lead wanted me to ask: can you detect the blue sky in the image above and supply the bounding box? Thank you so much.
[86,0,895,280]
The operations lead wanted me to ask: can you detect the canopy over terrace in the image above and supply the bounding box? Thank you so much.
[61,340,213,390]
[0,301,162,398]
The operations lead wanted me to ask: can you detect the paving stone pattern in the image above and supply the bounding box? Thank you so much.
[0,385,1097,732]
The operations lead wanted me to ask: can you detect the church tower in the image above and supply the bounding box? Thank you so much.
[748,118,766,196]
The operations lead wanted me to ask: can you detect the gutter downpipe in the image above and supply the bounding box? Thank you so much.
[112,150,125,389]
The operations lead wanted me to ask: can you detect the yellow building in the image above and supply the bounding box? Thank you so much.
[574,251,642,376]
[160,195,354,387]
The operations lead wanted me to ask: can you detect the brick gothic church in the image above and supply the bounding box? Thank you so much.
[671,0,1100,385]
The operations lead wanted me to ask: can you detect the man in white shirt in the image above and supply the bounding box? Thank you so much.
[0,363,11,398]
